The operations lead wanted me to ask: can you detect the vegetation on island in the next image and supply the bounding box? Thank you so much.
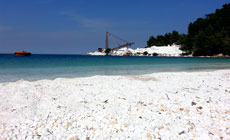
[146,31,186,47]
[146,4,230,56]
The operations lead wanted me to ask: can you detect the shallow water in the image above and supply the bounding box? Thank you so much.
[0,54,230,82]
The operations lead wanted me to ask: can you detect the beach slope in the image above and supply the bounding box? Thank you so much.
[0,70,230,139]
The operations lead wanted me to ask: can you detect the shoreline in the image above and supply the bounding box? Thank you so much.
[0,70,230,139]
[1,68,230,84]
[86,54,230,58]
[1,53,230,57]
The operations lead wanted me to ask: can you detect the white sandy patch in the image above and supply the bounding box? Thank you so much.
[0,70,230,139]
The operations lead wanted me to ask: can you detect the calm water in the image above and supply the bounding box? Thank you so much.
[0,54,230,82]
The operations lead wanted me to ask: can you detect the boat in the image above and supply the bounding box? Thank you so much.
[123,53,130,56]
[14,51,31,56]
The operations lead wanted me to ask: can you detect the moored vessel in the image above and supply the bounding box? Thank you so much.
[14,51,31,56]
[123,53,130,56]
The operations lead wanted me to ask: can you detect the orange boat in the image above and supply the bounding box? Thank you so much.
[123,53,130,56]
[14,51,31,56]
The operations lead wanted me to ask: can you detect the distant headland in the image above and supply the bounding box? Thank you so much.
[88,4,230,57]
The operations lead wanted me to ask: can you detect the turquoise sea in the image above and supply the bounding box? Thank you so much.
[0,54,230,83]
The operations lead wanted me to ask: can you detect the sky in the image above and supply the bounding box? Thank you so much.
[0,0,229,54]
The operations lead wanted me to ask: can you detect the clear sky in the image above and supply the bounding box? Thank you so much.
[0,0,229,54]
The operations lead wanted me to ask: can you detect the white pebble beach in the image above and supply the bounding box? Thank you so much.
[0,70,230,140]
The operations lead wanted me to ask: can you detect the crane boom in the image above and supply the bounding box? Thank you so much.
[111,42,135,51]
[105,32,134,51]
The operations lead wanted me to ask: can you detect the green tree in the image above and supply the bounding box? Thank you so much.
[182,4,230,56]
[152,53,158,56]
[156,35,165,46]
[143,51,148,56]
[146,30,184,47]
[146,36,157,47]
[105,48,111,56]
[170,31,180,45]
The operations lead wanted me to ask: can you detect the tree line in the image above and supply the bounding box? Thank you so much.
[146,31,186,47]
[146,4,230,56]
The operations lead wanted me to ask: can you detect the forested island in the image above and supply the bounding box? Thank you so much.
[146,4,230,56]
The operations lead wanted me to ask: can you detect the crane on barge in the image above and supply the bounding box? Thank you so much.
[98,32,134,56]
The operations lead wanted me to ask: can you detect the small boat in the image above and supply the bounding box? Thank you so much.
[14,51,31,56]
[123,53,130,56]
[123,52,132,56]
